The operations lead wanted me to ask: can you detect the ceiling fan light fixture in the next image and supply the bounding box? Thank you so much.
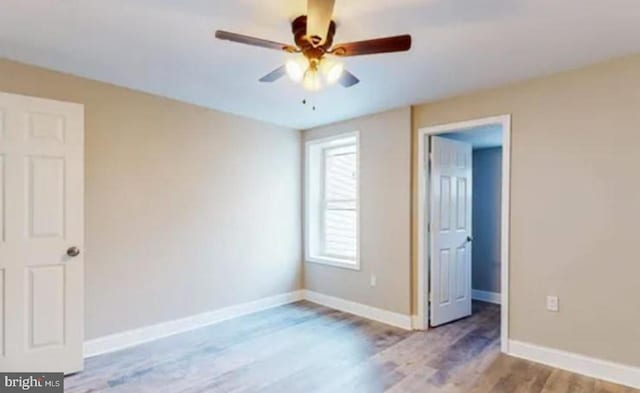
[320,59,344,85]
[302,67,322,91]
[285,56,307,83]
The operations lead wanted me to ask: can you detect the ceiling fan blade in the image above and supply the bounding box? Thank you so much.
[332,34,412,57]
[339,69,360,88]
[259,65,287,83]
[307,0,335,44]
[215,30,296,52]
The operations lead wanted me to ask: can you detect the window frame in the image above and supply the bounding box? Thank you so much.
[304,132,360,270]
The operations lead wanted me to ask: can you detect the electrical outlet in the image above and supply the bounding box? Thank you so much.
[546,296,559,312]
[370,274,377,287]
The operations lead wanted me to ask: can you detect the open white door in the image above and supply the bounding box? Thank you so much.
[429,136,472,327]
[0,92,84,373]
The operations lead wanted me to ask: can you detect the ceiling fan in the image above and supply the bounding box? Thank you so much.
[215,0,412,91]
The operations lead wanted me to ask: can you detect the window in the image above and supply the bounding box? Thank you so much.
[323,144,357,259]
[305,132,359,269]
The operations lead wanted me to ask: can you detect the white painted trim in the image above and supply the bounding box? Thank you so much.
[411,315,421,329]
[508,340,640,389]
[303,290,412,330]
[416,115,511,355]
[414,122,428,331]
[306,256,360,271]
[84,290,304,358]
[500,115,511,353]
[472,289,501,305]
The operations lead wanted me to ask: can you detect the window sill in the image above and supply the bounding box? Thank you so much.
[305,256,361,271]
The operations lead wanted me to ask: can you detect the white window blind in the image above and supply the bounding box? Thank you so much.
[322,144,357,260]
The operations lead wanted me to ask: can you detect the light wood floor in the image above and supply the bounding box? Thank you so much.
[66,301,636,393]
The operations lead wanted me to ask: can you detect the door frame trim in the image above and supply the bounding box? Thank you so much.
[416,114,511,354]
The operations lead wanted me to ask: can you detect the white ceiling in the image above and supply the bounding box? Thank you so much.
[1,0,639,129]
[442,124,502,149]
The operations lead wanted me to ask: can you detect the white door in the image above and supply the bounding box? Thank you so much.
[429,136,472,327]
[0,92,84,373]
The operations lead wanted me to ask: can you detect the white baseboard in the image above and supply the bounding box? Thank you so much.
[472,289,501,305]
[85,289,412,358]
[508,340,640,389]
[303,290,412,330]
[84,290,304,358]
[84,291,640,390]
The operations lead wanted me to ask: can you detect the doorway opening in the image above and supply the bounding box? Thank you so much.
[416,115,511,353]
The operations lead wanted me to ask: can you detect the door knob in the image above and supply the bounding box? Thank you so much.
[67,246,81,257]
[466,236,473,242]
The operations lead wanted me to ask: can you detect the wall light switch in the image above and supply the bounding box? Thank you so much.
[370,274,377,287]
[546,295,559,312]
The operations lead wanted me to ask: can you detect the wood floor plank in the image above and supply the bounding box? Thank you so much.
[65,301,638,393]
[540,370,596,393]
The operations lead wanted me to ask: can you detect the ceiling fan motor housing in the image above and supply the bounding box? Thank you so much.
[292,15,336,61]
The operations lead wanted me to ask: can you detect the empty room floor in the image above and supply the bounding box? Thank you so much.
[65,302,636,393]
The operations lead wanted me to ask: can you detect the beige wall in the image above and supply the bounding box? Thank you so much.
[414,54,640,367]
[303,107,412,315]
[0,59,302,339]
